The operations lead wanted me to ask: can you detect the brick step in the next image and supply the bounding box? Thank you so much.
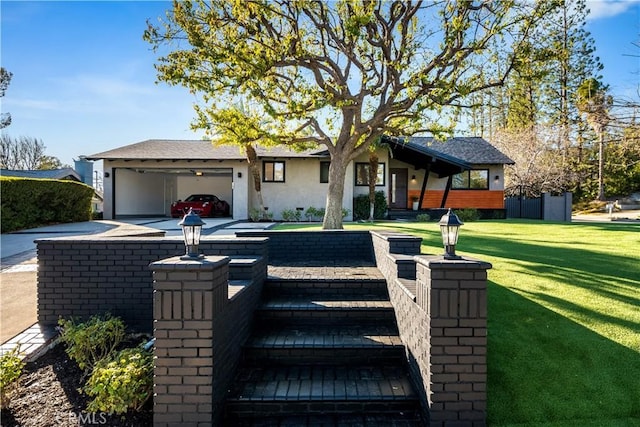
[266,265,387,296]
[255,296,396,325]
[225,365,421,422]
[243,325,404,365]
[223,412,424,427]
[264,278,389,297]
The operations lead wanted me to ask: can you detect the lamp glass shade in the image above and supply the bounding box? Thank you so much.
[178,208,205,259]
[440,224,460,246]
[438,208,463,259]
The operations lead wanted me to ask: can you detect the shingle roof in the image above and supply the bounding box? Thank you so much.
[86,139,328,161]
[86,137,513,165]
[0,168,82,181]
[393,136,514,165]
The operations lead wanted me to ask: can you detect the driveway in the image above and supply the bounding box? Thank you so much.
[0,218,274,344]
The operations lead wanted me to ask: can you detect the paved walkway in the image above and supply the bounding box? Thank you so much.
[0,218,275,358]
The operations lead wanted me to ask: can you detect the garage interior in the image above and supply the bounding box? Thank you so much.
[112,168,233,218]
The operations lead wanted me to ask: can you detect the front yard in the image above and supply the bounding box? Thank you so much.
[275,219,640,426]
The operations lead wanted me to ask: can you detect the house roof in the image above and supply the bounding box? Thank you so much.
[86,137,513,176]
[0,168,82,181]
[385,136,514,165]
[85,139,328,161]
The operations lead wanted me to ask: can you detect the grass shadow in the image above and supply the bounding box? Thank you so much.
[487,281,640,426]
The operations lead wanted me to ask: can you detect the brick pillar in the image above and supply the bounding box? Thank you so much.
[415,256,492,427]
[150,256,229,427]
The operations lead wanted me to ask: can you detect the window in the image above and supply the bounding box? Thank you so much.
[263,161,285,182]
[320,161,330,183]
[355,162,385,186]
[452,169,489,190]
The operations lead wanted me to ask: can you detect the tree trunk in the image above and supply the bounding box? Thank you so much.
[323,157,349,229]
[246,144,266,218]
[597,131,605,201]
[368,153,379,221]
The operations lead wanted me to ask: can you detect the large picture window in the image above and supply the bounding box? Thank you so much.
[355,162,385,186]
[263,161,285,182]
[452,169,489,190]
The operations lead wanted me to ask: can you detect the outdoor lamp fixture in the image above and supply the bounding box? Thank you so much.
[439,208,463,260]
[178,208,205,260]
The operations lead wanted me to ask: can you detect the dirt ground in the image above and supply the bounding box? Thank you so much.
[0,258,37,343]
[0,343,152,427]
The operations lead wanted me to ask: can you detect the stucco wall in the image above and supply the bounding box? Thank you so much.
[254,157,355,221]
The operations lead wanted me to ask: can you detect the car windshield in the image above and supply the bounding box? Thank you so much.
[185,195,215,202]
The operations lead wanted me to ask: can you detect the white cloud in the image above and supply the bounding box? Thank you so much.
[586,0,640,20]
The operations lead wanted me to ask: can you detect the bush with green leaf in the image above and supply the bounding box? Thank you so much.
[415,213,431,222]
[58,314,126,372]
[353,191,388,220]
[281,208,302,222]
[84,347,153,414]
[248,208,262,222]
[455,208,481,222]
[0,346,25,410]
[304,206,324,221]
[0,177,94,233]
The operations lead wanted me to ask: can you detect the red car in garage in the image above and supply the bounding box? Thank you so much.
[171,194,231,218]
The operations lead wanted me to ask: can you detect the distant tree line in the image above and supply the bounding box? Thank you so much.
[459,0,639,201]
[0,67,66,171]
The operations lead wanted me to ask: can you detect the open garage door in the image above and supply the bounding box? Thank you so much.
[113,168,233,218]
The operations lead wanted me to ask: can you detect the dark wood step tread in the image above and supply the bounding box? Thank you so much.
[248,325,402,349]
[268,266,385,281]
[227,413,424,427]
[229,365,417,401]
[259,297,393,311]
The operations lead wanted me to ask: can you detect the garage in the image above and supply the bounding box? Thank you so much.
[112,167,233,218]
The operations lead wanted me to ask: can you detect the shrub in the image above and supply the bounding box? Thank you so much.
[84,347,153,414]
[304,206,324,221]
[455,208,481,222]
[281,208,302,222]
[415,213,431,222]
[248,208,262,222]
[353,191,388,220]
[342,207,350,219]
[0,346,25,410]
[0,177,93,233]
[58,314,126,372]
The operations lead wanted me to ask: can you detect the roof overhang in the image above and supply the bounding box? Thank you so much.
[383,136,471,178]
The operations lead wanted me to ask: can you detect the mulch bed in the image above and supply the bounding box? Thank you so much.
[1,344,152,427]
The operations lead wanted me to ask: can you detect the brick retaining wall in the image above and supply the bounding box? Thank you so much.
[371,230,491,426]
[151,256,264,425]
[236,230,374,264]
[36,236,268,332]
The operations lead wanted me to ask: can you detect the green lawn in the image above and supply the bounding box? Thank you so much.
[274,220,640,426]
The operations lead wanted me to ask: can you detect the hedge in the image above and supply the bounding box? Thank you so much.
[1,177,94,233]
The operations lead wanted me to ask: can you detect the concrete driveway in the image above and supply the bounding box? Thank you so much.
[0,217,273,344]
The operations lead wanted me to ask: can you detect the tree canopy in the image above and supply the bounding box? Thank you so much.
[145,0,557,228]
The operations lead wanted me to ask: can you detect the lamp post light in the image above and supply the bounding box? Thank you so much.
[178,208,205,260]
[439,208,463,260]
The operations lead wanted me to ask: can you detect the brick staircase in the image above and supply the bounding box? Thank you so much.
[223,263,425,426]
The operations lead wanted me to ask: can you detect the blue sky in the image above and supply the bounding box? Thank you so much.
[1,1,639,169]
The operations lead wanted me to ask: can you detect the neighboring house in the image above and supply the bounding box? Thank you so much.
[86,137,513,221]
[0,168,82,181]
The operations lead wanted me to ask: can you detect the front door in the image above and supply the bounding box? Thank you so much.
[389,168,408,209]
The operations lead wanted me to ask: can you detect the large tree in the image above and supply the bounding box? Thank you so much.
[145,0,557,229]
[577,78,612,201]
